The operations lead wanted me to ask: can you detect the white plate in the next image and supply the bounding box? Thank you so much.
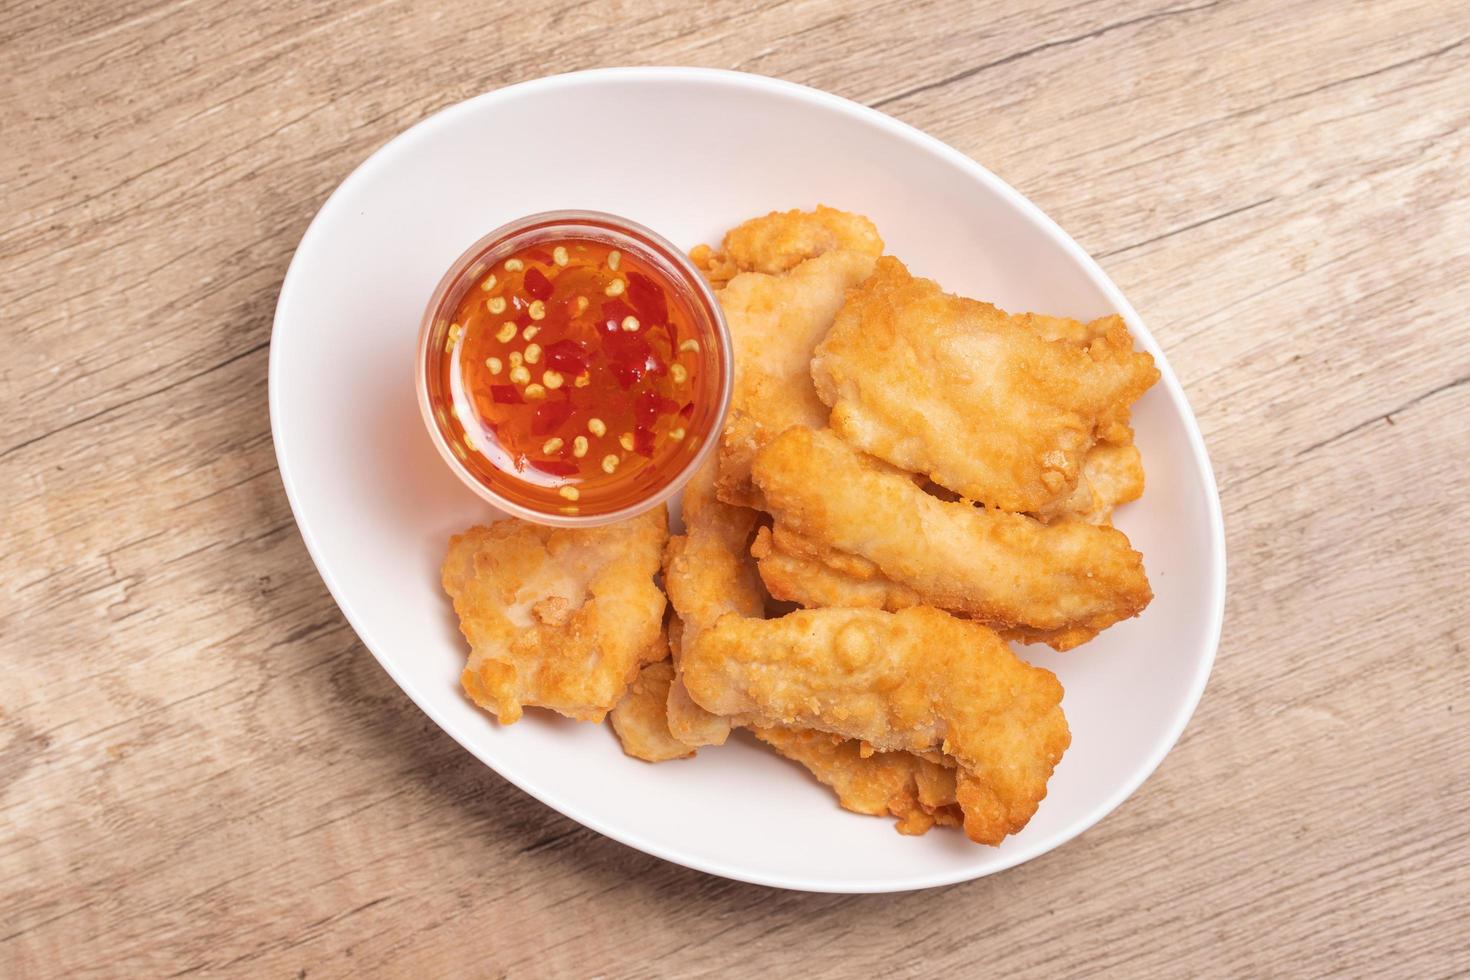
[270,68,1225,893]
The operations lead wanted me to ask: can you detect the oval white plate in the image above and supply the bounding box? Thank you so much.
[270,68,1225,893]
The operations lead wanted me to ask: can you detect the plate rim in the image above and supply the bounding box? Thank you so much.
[268,66,1228,893]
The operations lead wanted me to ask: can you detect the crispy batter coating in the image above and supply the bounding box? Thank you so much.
[751,427,1151,648]
[690,207,883,508]
[752,726,963,835]
[1030,434,1144,525]
[691,205,884,287]
[660,457,766,747]
[1015,312,1145,524]
[669,455,983,813]
[445,507,668,724]
[681,606,1070,844]
[712,250,880,507]
[753,524,1086,649]
[752,524,922,611]
[754,525,1114,649]
[663,459,765,632]
[811,257,1159,511]
[1015,310,1117,346]
[610,660,695,762]
[663,616,734,748]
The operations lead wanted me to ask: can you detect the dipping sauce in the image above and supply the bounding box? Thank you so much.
[419,213,731,523]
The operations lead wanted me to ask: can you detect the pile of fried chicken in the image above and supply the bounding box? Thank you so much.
[444,208,1160,845]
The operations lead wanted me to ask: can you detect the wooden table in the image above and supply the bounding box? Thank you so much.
[5,0,1467,975]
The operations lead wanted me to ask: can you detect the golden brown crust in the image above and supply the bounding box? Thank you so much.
[691,205,883,287]
[663,615,732,748]
[659,457,764,748]
[752,726,962,835]
[1030,431,1145,525]
[445,506,668,724]
[712,249,879,508]
[810,257,1159,512]
[752,525,922,611]
[681,606,1070,845]
[610,660,696,763]
[662,458,765,632]
[750,427,1151,647]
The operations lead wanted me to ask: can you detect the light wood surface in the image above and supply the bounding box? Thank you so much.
[4,0,1468,975]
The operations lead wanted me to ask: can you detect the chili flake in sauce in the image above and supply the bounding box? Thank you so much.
[430,237,719,516]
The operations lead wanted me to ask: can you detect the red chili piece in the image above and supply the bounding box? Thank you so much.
[627,272,668,325]
[544,339,590,375]
[530,399,574,436]
[523,266,553,301]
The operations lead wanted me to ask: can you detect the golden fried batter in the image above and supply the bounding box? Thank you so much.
[690,204,884,287]
[445,507,668,724]
[663,458,765,632]
[681,606,1070,845]
[811,257,1159,511]
[689,207,883,508]
[752,525,922,611]
[751,427,1151,649]
[663,615,734,748]
[1030,434,1145,525]
[712,250,880,507]
[752,726,963,836]
[669,455,981,810]
[610,660,695,763]
[753,524,1101,650]
[660,456,766,748]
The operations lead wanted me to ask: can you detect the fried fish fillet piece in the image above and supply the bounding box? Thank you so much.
[681,606,1070,844]
[660,457,766,747]
[751,427,1151,648]
[811,257,1159,511]
[663,459,765,633]
[610,660,695,763]
[671,447,993,830]
[690,207,883,508]
[712,249,881,507]
[1017,312,1146,523]
[690,204,885,287]
[1030,434,1144,525]
[753,524,1088,649]
[752,524,922,612]
[445,506,668,724]
[663,616,735,748]
[751,726,963,835]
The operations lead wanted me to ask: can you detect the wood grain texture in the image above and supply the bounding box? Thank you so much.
[3,0,1468,975]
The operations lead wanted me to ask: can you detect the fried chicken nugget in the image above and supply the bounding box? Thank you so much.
[751,726,963,835]
[445,507,668,724]
[811,257,1159,512]
[610,660,695,763]
[680,607,1070,845]
[690,204,884,287]
[751,427,1151,649]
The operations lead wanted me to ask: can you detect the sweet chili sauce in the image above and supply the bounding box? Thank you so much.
[422,228,727,520]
